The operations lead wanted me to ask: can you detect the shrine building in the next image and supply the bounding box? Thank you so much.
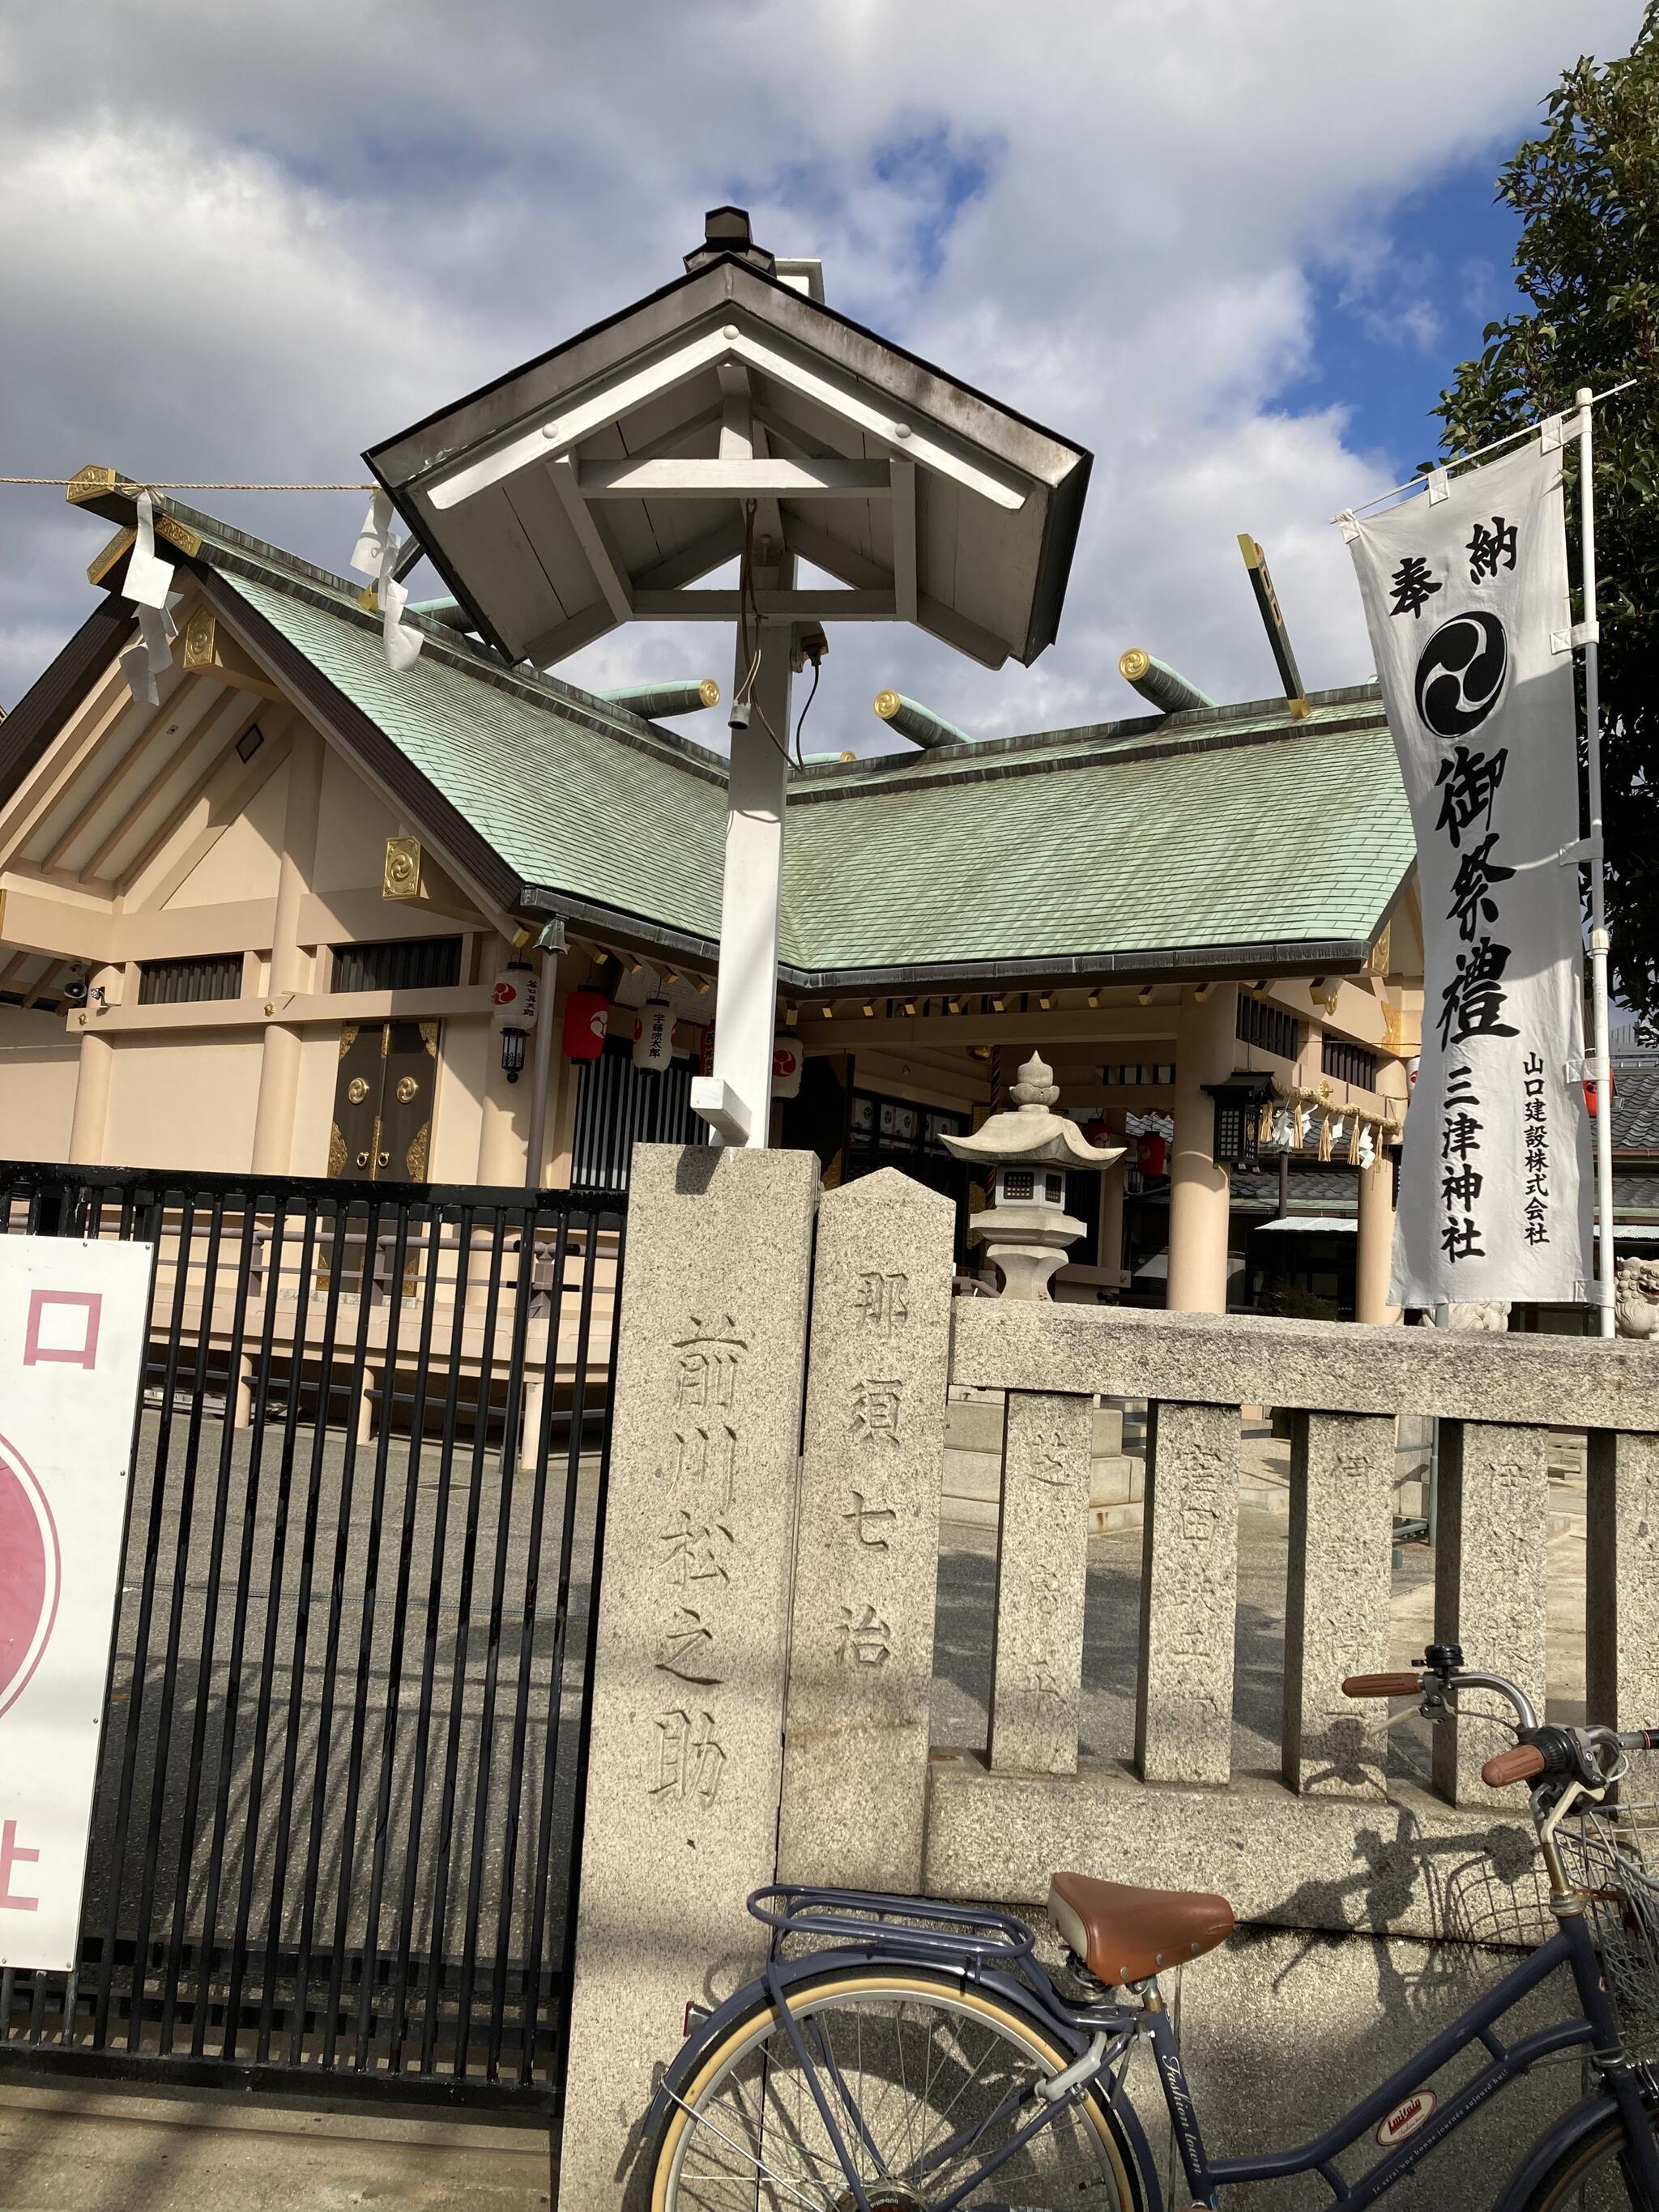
[0,473,1422,1322]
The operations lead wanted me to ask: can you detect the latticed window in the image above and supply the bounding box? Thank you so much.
[331,937,463,993]
[137,954,242,1006]
[1324,1037,1379,1090]
[1236,992,1300,1061]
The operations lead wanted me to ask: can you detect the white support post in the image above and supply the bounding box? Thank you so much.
[1576,386,1616,1338]
[691,555,795,1149]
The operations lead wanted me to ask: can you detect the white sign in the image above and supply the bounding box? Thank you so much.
[0,1239,151,1969]
[491,965,539,1029]
[1346,433,1591,1307]
[633,1000,675,1071]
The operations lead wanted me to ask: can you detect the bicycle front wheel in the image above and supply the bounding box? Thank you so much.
[650,1961,1149,2211]
[1517,2098,1659,2210]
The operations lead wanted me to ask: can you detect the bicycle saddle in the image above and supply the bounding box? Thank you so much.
[1047,1871,1235,1984]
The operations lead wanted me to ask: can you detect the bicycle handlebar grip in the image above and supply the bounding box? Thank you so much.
[1482,1743,1546,1788]
[1341,1672,1423,1698]
[1620,1726,1659,1752]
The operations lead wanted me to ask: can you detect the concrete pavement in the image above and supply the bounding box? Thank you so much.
[0,2083,550,2212]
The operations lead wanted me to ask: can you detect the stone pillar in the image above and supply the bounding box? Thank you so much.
[1355,1152,1397,1324]
[1282,1412,1394,1796]
[66,965,122,1165]
[778,1169,953,1890]
[1098,1108,1126,1294]
[251,724,323,1174]
[1586,1430,1659,1733]
[989,1392,1093,1775]
[1432,1421,1550,1807]
[1136,1400,1239,1785]
[1166,986,1236,1314]
[559,1144,818,2212]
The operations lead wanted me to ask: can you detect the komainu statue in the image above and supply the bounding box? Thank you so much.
[1614,1255,1659,1340]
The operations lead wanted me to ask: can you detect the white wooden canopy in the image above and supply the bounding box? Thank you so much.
[365,219,1092,673]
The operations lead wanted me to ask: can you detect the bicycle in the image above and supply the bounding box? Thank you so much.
[644,1647,1659,2210]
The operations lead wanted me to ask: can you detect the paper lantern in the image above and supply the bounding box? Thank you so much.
[491,964,539,1030]
[561,988,610,1062]
[1584,1068,1616,1118]
[772,1041,803,1100]
[633,1000,674,1072]
[1135,1132,1167,1178]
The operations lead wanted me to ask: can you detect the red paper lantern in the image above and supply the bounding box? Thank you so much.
[1136,1132,1168,1178]
[561,988,610,1062]
[1584,1067,1617,1118]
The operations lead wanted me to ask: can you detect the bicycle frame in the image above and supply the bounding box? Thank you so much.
[648,1887,1659,2211]
[1153,1907,1658,2209]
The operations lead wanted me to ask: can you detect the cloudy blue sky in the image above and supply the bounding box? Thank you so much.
[0,2,1643,751]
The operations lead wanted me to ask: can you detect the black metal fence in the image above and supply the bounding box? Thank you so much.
[0,1161,625,2115]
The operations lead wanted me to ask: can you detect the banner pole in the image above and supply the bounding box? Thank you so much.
[1576,385,1616,1338]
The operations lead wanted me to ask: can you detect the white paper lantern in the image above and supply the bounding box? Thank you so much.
[491,965,539,1030]
[633,999,674,1071]
[772,1041,803,1100]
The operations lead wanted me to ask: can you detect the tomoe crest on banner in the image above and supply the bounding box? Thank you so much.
[1346,435,1591,1309]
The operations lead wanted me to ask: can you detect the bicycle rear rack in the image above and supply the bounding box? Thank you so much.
[748,1886,1038,1969]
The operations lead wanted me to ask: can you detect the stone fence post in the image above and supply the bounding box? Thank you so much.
[778,1169,954,1890]
[558,1144,819,2210]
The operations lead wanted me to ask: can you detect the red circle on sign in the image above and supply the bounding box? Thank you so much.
[493,980,517,1007]
[0,1430,59,1720]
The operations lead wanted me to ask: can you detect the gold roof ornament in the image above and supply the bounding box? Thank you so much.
[181,608,217,671]
[383,835,423,901]
[66,464,120,506]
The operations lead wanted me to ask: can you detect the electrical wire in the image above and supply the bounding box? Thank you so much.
[730,497,798,769]
[794,653,823,757]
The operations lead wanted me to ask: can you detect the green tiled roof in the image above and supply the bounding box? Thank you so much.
[776,706,1410,974]
[230,573,731,937]
[196,518,1410,982]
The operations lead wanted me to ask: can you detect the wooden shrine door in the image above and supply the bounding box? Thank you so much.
[329,1020,440,1181]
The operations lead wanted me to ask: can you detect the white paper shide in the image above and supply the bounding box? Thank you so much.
[0,1241,151,1969]
[1346,436,1592,1308]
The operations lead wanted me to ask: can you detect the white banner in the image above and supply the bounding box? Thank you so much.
[0,1239,151,1969]
[1346,433,1591,1308]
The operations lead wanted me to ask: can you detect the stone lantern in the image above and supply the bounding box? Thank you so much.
[942,1054,1124,1300]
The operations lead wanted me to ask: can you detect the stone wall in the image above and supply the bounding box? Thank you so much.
[561,1157,1659,2210]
